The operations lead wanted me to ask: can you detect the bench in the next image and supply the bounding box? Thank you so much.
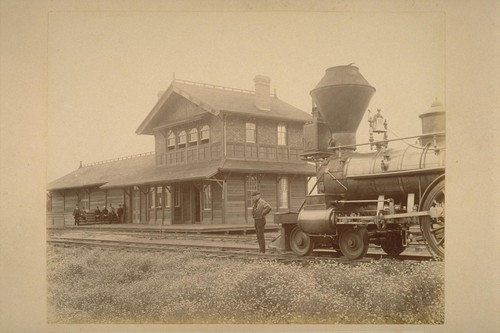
[79,211,120,225]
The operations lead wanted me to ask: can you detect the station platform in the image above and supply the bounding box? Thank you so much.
[51,222,281,235]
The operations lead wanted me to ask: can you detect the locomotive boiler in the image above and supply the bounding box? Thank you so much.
[275,65,445,259]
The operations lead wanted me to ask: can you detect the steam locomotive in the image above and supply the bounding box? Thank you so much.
[275,65,445,259]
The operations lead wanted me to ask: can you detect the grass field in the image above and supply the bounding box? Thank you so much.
[47,246,444,324]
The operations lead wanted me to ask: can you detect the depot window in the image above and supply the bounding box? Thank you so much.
[174,186,181,207]
[167,131,175,150]
[164,186,171,208]
[246,122,256,143]
[157,186,163,207]
[203,184,212,210]
[200,125,210,144]
[178,131,186,149]
[149,187,156,208]
[277,124,287,146]
[188,128,198,146]
[278,176,289,209]
[246,175,258,209]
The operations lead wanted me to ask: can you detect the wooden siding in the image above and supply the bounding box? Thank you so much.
[64,192,78,225]
[211,182,223,224]
[259,177,278,220]
[107,188,124,212]
[48,192,65,227]
[182,185,192,223]
[51,192,64,214]
[290,176,307,211]
[226,176,246,224]
[163,207,172,225]
[90,190,105,211]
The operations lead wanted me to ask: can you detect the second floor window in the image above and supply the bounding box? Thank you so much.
[246,122,256,143]
[200,125,210,144]
[278,124,287,146]
[188,128,198,146]
[178,131,186,149]
[167,131,175,150]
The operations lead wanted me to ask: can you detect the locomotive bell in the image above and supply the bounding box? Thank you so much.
[310,65,376,148]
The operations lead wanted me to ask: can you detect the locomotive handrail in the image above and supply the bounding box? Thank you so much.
[346,167,445,179]
[327,131,446,150]
[332,199,392,204]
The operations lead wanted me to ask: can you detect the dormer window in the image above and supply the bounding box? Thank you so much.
[178,131,186,149]
[188,128,198,147]
[278,123,287,146]
[246,121,256,143]
[167,131,175,150]
[200,125,210,144]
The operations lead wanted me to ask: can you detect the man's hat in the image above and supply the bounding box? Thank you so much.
[251,191,260,196]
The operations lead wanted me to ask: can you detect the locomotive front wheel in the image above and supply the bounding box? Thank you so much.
[420,177,445,259]
[290,226,314,256]
[339,227,369,259]
[381,231,406,257]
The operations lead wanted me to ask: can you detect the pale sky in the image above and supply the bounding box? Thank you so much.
[48,11,445,182]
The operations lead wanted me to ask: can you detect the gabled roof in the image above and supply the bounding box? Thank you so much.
[47,155,315,191]
[136,79,312,135]
[47,153,157,191]
[100,159,222,189]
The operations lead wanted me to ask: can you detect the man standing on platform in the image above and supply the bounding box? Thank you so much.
[73,205,81,226]
[251,191,272,253]
[122,203,126,223]
[117,204,123,224]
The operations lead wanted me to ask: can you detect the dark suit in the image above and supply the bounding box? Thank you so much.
[95,208,101,222]
[252,198,272,253]
[73,208,80,226]
[117,207,123,223]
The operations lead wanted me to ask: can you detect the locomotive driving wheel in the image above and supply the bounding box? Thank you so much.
[339,227,369,259]
[420,176,445,259]
[290,226,314,256]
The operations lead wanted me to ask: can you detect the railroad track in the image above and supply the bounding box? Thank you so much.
[47,229,277,240]
[47,236,434,264]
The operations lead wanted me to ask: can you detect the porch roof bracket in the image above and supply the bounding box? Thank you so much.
[206,177,224,188]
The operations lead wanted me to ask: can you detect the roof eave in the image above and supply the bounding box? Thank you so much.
[47,182,108,192]
[220,109,311,123]
[136,84,175,135]
[137,83,222,136]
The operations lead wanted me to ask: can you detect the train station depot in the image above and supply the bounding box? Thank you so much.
[47,75,315,227]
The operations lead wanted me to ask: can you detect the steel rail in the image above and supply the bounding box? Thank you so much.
[47,237,433,263]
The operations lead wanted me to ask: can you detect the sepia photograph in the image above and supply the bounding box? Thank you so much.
[0,0,498,332]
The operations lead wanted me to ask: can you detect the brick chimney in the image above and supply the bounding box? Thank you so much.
[254,75,271,111]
